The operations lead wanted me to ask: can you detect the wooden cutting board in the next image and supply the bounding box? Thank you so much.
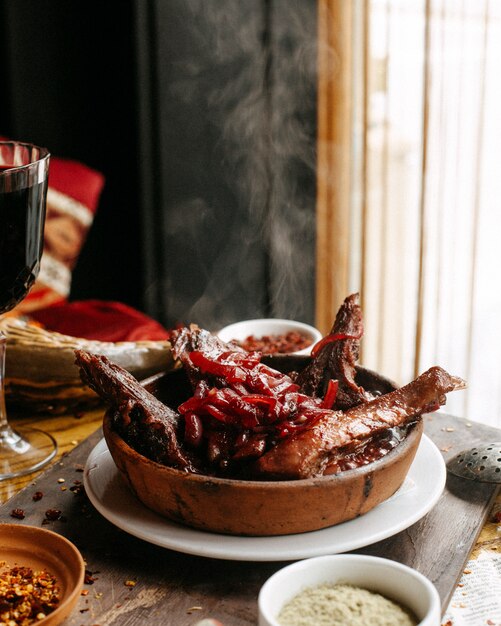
[1,413,499,626]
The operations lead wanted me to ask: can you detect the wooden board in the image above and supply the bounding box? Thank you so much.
[1,413,499,626]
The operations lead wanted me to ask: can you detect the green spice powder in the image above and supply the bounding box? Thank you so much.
[277,583,418,626]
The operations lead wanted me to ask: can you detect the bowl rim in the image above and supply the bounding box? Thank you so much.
[103,410,423,488]
[218,317,321,330]
[257,553,441,626]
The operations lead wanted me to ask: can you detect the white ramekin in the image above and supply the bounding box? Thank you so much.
[217,318,322,356]
[258,554,441,626]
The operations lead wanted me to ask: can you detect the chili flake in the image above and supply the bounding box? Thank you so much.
[44,509,62,521]
[69,483,84,496]
[10,509,25,520]
[32,492,43,502]
[84,570,98,585]
[0,563,60,625]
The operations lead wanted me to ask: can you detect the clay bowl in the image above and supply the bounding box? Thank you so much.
[0,524,85,625]
[103,356,424,536]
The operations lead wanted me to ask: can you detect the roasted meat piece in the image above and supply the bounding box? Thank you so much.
[252,366,466,479]
[171,324,244,389]
[296,293,371,410]
[75,349,197,472]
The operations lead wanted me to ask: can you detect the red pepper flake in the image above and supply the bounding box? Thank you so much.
[492,510,501,523]
[0,563,60,622]
[10,508,25,519]
[81,589,89,596]
[44,509,62,521]
[32,491,44,501]
[84,570,98,584]
[70,483,85,495]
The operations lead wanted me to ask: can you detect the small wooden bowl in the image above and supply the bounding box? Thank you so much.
[0,524,85,625]
[103,357,424,536]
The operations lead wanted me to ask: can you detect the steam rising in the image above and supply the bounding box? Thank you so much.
[154,0,317,330]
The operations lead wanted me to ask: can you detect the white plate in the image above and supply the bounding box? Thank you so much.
[84,435,445,562]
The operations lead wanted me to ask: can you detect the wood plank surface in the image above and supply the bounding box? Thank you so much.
[1,412,500,625]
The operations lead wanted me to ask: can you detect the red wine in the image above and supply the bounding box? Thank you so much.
[0,164,47,313]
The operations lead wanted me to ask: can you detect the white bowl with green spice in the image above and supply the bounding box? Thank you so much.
[258,554,441,626]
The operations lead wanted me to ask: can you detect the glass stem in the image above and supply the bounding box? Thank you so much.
[0,331,10,431]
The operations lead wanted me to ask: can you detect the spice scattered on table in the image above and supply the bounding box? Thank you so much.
[44,508,62,521]
[277,583,417,626]
[32,492,43,502]
[84,570,98,585]
[10,508,25,520]
[0,561,60,625]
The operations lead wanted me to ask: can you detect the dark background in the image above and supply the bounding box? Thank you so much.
[0,0,317,331]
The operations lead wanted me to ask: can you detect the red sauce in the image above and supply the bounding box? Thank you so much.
[323,425,412,474]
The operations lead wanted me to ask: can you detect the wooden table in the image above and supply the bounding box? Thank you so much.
[1,408,501,625]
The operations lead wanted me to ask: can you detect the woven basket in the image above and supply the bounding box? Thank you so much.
[1,318,174,414]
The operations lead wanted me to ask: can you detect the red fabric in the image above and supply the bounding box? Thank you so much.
[49,156,105,213]
[30,300,170,342]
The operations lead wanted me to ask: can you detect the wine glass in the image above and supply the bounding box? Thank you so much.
[0,141,57,480]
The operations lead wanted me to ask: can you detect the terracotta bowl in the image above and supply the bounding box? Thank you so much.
[103,356,424,536]
[0,524,85,625]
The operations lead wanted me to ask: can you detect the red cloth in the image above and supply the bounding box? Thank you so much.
[30,300,170,342]
[48,156,105,213]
